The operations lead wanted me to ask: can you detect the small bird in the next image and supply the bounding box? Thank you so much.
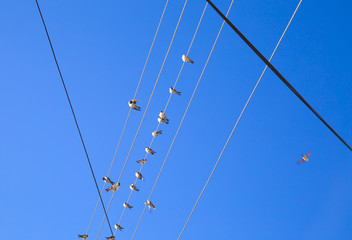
[78,234,88,240]
[130,184,140,192]
[145,147,156,155]
[135,171,144,181]
[114,224,124,232]
[123,202,133,209]
[182,54,194,63]
[136,159,147,164]
[102,176,114,185]
[106,236,115,240]
[159,111,169,121]
[128,100,141,111]
[169,87,181,96]
[297,151,311,164]
[152,130,162,137]
[145,200,156,211]
[105,183,120,192]
[158,117,169,124]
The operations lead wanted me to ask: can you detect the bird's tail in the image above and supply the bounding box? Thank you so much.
[177,92,181,95]
[190,60,194,63]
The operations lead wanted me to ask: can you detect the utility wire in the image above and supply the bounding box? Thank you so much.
[34,0,114,235]
[131,1,235,239]
[177,0,303,238]
[86,0,170,235]
[206,0,352,151]
[112,4,209,237]
[95,1,189,238]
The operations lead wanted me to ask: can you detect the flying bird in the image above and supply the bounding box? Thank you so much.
[145,147,156,155]
[297,151,311,164]
[114,224,124,232]
[105,183,120,192]
[158,117,169,124]
[169,87,181,95]
[145,200,156,211]
[182,54,194,63]
[159,111,169,121]
[135,171,145,181]
[136,159,147,164]
[128,100,141,111]
[102,176,114,185]
[123,202,133,209]
[106,236,115,240]
[78,234,88,240]
[152,130,162,137]
[130,184,140,192]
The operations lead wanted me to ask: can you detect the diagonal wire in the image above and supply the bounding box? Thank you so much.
[85,0,170,235]
[95,1,189,238]
[206,0,352,151]
[112,4,209,237]
[177,0,303,238]
[34,0,114,235]
[131,1,235,239]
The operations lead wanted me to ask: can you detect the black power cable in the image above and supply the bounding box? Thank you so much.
[206,0,352,152]
[34,0,114,235]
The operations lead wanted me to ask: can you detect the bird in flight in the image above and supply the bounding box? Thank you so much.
[182,54,194,63]
[169,87,181,95]
[297,151,311,164]
[102,176,114,185]
[78,234,88,239]
[128,100,141,111]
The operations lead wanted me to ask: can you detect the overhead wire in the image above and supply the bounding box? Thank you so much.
[177,0,303,238]
[34,0,114,235]
[85,0,170,235]
[95,0,190,238]
[131,1,235,239]
[206,0,352,151]
[112,3,209,237]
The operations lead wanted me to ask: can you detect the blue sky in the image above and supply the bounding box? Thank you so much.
[1,0,351,239]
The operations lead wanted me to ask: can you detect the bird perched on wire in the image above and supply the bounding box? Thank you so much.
[169,87,181,96]
[130,184,140,192]
[145,147,156,155]
[145,200,156,211]
[297,151,311,164]
[105,183,120,192]
[135,171,144,181]
[128,100,141,111]
[123,202,133,209]
[158,117,169,124]
[78,234,88,239]
[106,236,115,240]
[159,111,169,121]
[102,176,114,185]
[182,54,194,63]
[114,224,124,232]
[152,130,162,137]
[136,159,147,164]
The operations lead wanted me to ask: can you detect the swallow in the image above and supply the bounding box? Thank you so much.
[106,236,115,240]
[128,100,141,111]
[78,234,88,240]
[158,117,169,124]
[102,176,114,185]
[114,224,124,232]
[297,151,311,164]
[130,184,140,192]
[169,87,181,96]
[159,111,169,121]
[105,183,120,192]
[145,147,156,155]
[135,171,144,181]
[123,202,133,209]
[136,159,147,164]
[152,130,162,137]
[182,54,194,63]
[145,200,156,211]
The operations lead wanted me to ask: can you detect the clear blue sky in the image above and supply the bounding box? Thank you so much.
[1,0,351,239]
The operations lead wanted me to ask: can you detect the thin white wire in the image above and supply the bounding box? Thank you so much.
[95,1,189,239]
[112,4,209,237]
[131,1,235,239]
[85,0,170,235]
[177,1,303,238]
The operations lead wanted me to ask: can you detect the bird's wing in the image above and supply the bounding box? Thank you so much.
[306,151,311,158]
[297,159,304,164]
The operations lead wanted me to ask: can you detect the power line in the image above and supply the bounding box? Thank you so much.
[177,0,303,238]
[206,0,352,151]
[86,0,170,235]
[131,1,235,239]
[34,0,114,235]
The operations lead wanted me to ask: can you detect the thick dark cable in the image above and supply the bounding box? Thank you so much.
[34,0,114,234]
[206,0,351,152]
